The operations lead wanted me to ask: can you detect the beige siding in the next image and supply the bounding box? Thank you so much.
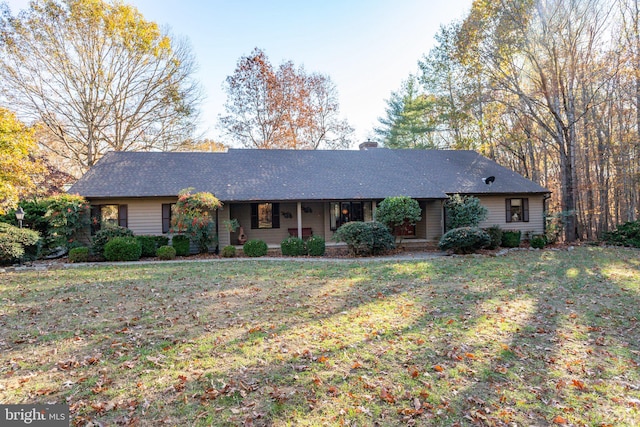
[90,197,177,235]
[478,195,546,236]
[217,208,231,247]
[423,200,444,241]
[229,202,325,245]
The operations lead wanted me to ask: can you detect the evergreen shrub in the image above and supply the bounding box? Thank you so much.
[171,234,191,256]
[221,245,236,258]
[334,221,395,256]
[0,223,41,262]
[103,237,141,261]
[306,235,326,256]
[530,235,547,249]
[92,225,133,257]
[136,235,160,257]
[243,239,268,257]
[501,230,522,248]
[438,227,491,254]
[485,225,503,249]
[156,245,176,260]
[281,236,306,256]
[601,220,640,247]
[445,194,488,229]
[68,246,89,263]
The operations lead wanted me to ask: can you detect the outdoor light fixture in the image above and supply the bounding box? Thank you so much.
[15,207,25,228]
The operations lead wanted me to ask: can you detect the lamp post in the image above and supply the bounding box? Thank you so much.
[15,207,25,228]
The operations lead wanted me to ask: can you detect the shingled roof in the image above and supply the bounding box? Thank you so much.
[68,148,549,201]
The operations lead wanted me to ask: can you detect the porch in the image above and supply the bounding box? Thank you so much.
[218,200,445,248]
[232,239,437,257]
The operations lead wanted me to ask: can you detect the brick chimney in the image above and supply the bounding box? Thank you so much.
[359,139,378,150]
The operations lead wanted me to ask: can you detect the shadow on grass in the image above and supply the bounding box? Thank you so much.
[1,248,639,426]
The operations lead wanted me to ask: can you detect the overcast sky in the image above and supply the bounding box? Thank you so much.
[4,0,473,148]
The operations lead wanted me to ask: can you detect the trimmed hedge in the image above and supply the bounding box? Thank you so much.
[136,235,158,257]
[92,226,133,257]
[156,245,176,260]
[171,234,191,256]
[103,237,142,261]
[334,221,395,256]
[221,245,236,258]
[501,230,522,248]
[438,227,491,254]
[243,239,268,257]
[136,235,171,257]
[68,246,90,263]
[485,225,503,250]
[530,235,547,249]
[281,236,306,256]
[306,235,326,256]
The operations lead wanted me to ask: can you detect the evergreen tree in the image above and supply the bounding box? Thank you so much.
[375,76,440,149]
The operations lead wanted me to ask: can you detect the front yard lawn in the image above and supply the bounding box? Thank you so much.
[1,247,639,426]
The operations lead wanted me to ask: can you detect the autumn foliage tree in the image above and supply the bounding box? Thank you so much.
[0,0,201,174]
[170,189,222,253]
[385,0,640,242]
[220,48,353,149]
[0,108,42,214]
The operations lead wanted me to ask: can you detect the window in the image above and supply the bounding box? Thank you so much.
[90,204,128,234]
[506,198,529,222]
[330,201,373,230]
[251,203,280,229]
[162,204,174,234]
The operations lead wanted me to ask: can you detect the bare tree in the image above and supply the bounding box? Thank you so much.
[456,0,615,241]
[0,0,202,173]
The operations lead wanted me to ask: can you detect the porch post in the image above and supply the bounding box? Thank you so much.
[297,202,302,238]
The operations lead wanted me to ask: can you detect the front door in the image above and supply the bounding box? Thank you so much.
[331,201,373,230]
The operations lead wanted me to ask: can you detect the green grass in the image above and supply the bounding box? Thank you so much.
[1,247,639,426]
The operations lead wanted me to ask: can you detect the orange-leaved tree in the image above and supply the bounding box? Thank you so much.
[170,189,222,253]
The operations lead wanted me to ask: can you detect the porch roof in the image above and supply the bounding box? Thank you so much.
[68,148,549,201]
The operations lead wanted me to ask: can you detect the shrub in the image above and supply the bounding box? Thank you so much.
[170,189,222,253]
[221,245,236,258]
[281,236,306,256]
[43,194,90,250]
[2,195,89,255]
[171,234,191,256]
[154,235,170,248]
[334,221,395,256]
[306,235,326,256]
[103,236,141,261]
[1,201,49,241]
[601,220,640,247]
[530,234,547,249]
[374,196,422,234]
[135,235,168,257]
[68,246,89,263]
[156,245,176,260]
[445,194,488,229]
[438,227,491,254]
[92,225,134,257]
[243,239,268,257]
[485,225,503,250]
[0,223,41,262]
[501,230,522,248]
[136,236,158,257]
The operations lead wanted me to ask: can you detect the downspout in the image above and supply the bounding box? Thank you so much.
[297,202,302,238]
[441,199,446,236]
[543,193,552,236]
[215,209,219,254]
